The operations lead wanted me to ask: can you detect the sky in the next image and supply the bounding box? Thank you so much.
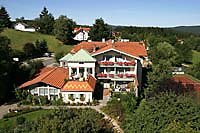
[1,0,200,27]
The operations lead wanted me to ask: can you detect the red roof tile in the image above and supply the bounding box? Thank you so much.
[93,42,147,57]
[19,67,69,89]
[71,41,147,58]
[62,75,96,92]
[71,41,108,53]
[74,27,90,32]
[168,75,200,92]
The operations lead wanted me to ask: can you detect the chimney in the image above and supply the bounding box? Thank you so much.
[93,45,96,52]
[112,40,115,48]
[102,38,105,43]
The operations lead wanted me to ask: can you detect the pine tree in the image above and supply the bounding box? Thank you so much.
[0,6,11,28]
[36,7,54,34]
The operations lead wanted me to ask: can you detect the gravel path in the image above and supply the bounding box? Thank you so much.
[0,103,18,119]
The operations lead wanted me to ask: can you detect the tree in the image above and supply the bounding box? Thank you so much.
[145,60,173,97]
[35,40,48,56]
[15,17,25,23]
[122,92,200,133]
[149,42,179,65]
[89,18,111,41]
[35,7,54,34]
[0,6,11,28]
[23,43,36,58]
[174,38,193,63]
[0,36,16,103]
[54,15,76,43]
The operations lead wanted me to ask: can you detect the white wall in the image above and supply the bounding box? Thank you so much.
[61,91,93,103]
[74,31,89,41]
[14,23,36,32]
[29,86,60,100]
[68,62,95,68]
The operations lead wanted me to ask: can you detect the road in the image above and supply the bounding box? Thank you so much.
[31,57,58,66]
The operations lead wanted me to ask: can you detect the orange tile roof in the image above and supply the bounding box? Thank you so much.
[93,42,147,57]
[71,41,108,53]
[167,75,200,92]
[62,75,96,92]
[71,41,147,58]
[19,67,69,89]
[74,27,90,32]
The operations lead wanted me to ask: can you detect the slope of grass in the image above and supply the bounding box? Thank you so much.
[0,28,72,53]
[0,109,52,129]
[192,50,200,64]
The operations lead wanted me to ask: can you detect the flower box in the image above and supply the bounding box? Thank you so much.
[109,74,114,78]
[97,73,107,77]
[124,61,135,66]
[125,74,135,78]
[101,61,114,66]
[116,62,123,66]
[117,74,124,78]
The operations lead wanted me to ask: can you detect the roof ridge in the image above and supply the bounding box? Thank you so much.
[40,67,58,81]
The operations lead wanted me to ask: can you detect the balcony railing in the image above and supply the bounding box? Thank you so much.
[98,61,135,67]
[97,73,135,79]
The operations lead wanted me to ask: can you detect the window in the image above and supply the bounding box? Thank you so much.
[79,62,84,64]
[80,94,85,101]
[68,94,75,101]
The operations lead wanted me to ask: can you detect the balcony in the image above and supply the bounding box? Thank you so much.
[97,72,136,80]
[98,61,136,67]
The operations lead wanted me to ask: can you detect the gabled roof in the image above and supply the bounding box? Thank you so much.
[71,41,108,53]
[92,42,147,58]
[74,27,90,32]
[71,41,147,58]
[67,49,96,62]
[62,75,96,92]
[167,74,200,92]
[19,67,69,89]
[59,53,73,61]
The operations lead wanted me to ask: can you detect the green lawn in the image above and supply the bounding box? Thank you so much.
[1,28,73,53]
[192,50,200,64]
[0,109,52,129]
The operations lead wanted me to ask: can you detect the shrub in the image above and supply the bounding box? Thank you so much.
[16,116,26,125]
[38,96,49,105]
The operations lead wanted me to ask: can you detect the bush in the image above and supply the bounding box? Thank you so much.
[51,98,65,105]
[3,108,40,118]
[16,116,26,125]
[38,96,49,105]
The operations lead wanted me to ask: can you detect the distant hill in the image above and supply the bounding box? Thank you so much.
[171,26,200,35]
[0,29,72,53]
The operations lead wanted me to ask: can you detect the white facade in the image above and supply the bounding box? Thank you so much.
[62,92,93,103]
[74,31,89,41]
[14,23,36,32]
[29,86,60,100]
[67,62,95,79]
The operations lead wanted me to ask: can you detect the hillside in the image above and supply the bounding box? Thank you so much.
[171,26,200,35]
[0,29,73,53]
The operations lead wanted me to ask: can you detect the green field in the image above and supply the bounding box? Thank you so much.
[1,28,73,53]
[0,109,52,129]
[192,50,200,64]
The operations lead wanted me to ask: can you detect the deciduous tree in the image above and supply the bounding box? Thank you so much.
[89,18,111,41]
[54,15,76,44]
